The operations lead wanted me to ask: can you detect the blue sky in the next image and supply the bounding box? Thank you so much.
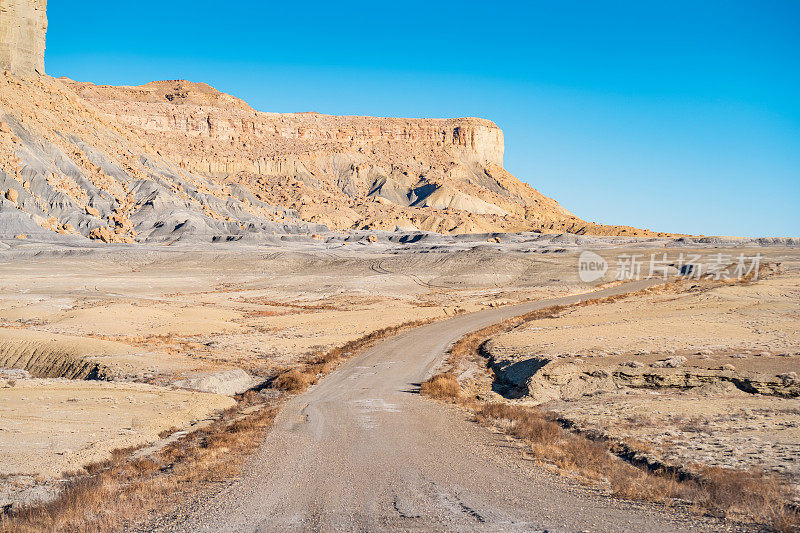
[46,1,800,236]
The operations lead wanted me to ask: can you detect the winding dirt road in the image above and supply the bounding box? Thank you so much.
[167,280,712,532]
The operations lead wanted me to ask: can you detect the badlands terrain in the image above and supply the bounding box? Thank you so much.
[1,1,799,531]
[464,248,800,483]
[1,236,799,532]
[0,233,591,510]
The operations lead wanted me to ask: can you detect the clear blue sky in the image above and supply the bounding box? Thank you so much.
[45,1,800,237]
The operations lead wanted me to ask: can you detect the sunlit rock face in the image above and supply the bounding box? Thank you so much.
[0,0,47,75]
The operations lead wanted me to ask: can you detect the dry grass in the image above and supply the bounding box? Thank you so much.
[421,278,800,532]
[245,309,283,318]
[1,398,277,533]
[2,319,436,532]
[270,319,434,394]
[272,368,316,392]
[451,395,798,530]
[238,297,343,311]
[419,373,461,400]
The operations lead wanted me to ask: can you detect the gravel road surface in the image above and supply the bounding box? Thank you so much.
[165,280,714,532]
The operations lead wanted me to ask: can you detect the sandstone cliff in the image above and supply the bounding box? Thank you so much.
[0,0,46,75]
[65,79,670,237]
[0,0,676,241]
[0,74,322,243]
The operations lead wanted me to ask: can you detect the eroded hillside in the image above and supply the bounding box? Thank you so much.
[0,0,678,243]
[67,79,674,237]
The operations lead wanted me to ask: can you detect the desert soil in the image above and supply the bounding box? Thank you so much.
[1,240,797,529]
[156,280,719,533]
[0,379,234,506]
[477,254,800,490]
[0,240,582,508]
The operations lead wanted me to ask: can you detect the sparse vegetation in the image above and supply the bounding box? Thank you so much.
[0,319,438,532]
[419,373,461,400]
[272,368,316,392]
[421,279,800,532]
[1,398,277,533]
[423,382,799,531]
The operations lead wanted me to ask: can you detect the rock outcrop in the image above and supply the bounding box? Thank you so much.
[0,74,323,243]
[65,79,675,237]
[0,0,47,76]
[0,0,680,241]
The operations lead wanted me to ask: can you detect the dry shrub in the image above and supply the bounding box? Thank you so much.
[420,373,461,400]
[272,369,316,392]
[2,404,278,533]
[693,467,797,526]
[471,401,799,530]
[475,403,561,444]
[610,463,683,502]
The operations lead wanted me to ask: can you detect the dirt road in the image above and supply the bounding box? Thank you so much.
[166,280,712,532]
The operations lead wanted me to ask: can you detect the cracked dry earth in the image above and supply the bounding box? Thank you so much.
[158,281,717,533]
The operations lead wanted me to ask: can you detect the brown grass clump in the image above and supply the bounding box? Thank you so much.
[692,467,798,525]
[1,403,277,533]
[419,373,461,400]
[474,403,611,482]
[272,368,316,392]
[475,403,561,444]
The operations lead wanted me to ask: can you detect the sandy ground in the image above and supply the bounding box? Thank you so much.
[0,379,235,478]
[0,378,234,507]
[479,254,800,487]
[157,280,719,533]
[0,241,585,507]
[0,239,797,512]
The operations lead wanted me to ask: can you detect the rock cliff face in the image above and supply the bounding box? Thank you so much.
[0,0,47,75]
[0,1,677,241]
[0,74,321,244]
[66,79,663,236]
[64,80,505,168]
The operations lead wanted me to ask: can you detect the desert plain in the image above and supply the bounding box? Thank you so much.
[1,1,799,530]
[0,234,798,532]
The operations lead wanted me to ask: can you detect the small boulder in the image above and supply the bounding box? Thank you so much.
[721,363,737,372]
[651,356,687,368]
[367,234,378,243]
[14,233,26,240]
[621,360,645,368]
[5,188,18,204]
